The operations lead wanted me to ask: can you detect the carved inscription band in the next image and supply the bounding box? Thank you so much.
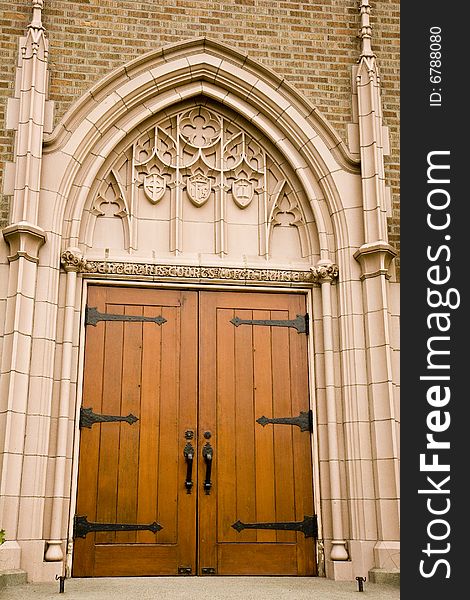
[60,252,339,285]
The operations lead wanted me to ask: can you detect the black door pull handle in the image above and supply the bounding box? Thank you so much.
[202,442,213,495]
[184,442,194,493]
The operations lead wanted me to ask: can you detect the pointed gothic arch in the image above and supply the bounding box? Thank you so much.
[42,37,361,268]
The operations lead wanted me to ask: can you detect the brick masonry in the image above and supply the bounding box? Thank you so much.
[0,0,399,274]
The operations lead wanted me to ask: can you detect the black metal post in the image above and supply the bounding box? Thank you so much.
[56,574,65,593]
[356,576,366,592]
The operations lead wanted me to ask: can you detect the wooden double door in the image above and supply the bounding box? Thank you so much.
[73,286,316,577]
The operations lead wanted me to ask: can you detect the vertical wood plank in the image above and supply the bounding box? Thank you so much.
[177,291,198,571]
[157,305,179,543]
[271,308,296,543]
[115,305,142,544]
[136,304,162,543]
[198,292,219,572]
[234,309,256,542]
[73,286,106,576]
[215,307,238,544]
[252,309,276,542]
[95,303,124,545]
[290,294,316,574]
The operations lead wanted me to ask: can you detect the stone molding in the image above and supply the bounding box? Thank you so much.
[354,241,397,280]
[2,222,46,263]
[43,38,359,175]
[60,254,339,285]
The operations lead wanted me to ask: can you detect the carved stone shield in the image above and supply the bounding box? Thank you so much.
[143,173,166,204]
[187,173,211,206]
[232,178,254,209]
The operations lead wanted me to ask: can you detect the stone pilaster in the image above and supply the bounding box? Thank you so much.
[0,223,46,568]
[354,242,400,570]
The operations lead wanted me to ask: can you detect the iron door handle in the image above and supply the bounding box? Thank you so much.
[183,442,194,493]
[202,442,213,494]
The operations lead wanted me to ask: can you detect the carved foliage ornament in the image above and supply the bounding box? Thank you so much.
[60,249,86,273]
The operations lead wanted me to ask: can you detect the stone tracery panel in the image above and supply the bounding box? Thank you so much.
[88,103,316,263]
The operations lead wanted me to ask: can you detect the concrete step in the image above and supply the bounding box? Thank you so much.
[0,569,28,588]
[368,568,400,586]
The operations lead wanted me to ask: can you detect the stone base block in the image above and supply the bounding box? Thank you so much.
[0,541,21,570]
[19,540,62,582]
[374,540,400,570]
[348,540,375,577]
[326,559,353,580]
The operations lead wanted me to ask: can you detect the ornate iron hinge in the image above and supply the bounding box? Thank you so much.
[256,410,313,432]
[79,407,139,429]
[85,306,167,327]
[73,515,162,538]
[230,313,308,334]
[232,515,317,538]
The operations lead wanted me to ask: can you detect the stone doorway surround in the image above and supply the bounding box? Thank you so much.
[0,1,399,584]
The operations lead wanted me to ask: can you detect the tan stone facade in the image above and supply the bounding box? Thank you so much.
[0,0,399,584]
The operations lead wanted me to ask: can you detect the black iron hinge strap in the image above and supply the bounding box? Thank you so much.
[232,515,317,538]
[230,313,308,334]
[73,515,162,538]
[85,306,167,326]
[79,407,139,429]
[256,410,313,432]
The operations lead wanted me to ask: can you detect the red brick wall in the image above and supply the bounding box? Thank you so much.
[0,0,399,271]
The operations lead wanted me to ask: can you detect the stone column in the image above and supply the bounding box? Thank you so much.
[317,260,349,563]
[45,249,86,562]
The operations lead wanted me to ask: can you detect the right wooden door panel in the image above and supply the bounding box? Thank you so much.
[198,291,316,576]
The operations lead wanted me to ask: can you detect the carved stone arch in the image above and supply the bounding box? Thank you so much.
[84,167,132,252]
[267,179,312,260]
[42,37,360,265]
[71,94,323,264]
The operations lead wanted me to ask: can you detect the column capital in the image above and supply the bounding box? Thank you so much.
[314,260,339,283]
[60,248,87,273]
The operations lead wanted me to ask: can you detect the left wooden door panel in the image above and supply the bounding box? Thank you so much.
[73,286,198,577]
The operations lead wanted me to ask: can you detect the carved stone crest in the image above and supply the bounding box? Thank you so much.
[232,178,254,209]
[187,173,211,206]
[143,173,166,204]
